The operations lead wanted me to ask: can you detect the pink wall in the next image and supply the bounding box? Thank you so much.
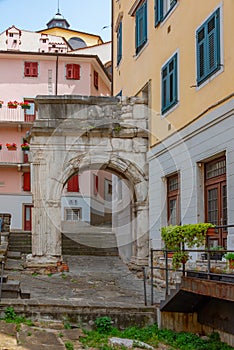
[0,168,24,193]
[0,56,109,103]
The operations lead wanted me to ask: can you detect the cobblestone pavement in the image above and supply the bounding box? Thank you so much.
[5,255,165,306]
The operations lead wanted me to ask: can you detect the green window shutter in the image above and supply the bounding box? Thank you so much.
[161,53,178,114]
[196,8,220,85]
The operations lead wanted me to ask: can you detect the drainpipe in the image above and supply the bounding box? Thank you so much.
[111,0,114,96]
[55,55,59,95]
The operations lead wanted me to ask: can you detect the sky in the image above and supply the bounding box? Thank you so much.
[0,0,111,42]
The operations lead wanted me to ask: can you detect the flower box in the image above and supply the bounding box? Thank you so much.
[6,143,17,150]
[7,101,18,109]
[20,102,30,110]
[21,143,30,151]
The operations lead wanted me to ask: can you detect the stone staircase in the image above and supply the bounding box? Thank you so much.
[62,221,119,256]
[8,231,32,254]
[0,235,30,299]
[8,223,119,256]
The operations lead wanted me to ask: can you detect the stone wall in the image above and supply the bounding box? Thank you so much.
[0,213,11,232]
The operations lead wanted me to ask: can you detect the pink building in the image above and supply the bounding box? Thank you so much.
[0,10,112,230]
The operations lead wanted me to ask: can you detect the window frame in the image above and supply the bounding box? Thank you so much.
[94,70,99,90]
[135,0,147,55]
[155,0,177,26]
[167,173,180,226]
[117,21,122,65]
[65,208,81,221]
[24,61,38,77]
[161,52,178,115]
[196,8,221,86]
[66,63,81,80]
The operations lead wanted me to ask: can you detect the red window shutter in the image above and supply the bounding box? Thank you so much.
[23,172,31,191]
[94,175,99,194]
[24,62,30,76]
[66,64,73,79]
[67,174,79,192]
[94,71,98,89]
[24,62,38,77]
[73,64,80,80]
[31,62,38,77]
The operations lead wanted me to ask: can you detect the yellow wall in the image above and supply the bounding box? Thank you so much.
[39,27,103,47]
[113,0,234,146]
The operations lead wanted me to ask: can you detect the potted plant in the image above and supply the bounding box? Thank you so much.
[210,245,225,260]
[161,223,215,269]
[20,101,30,110]
[6,142,17,150]
[7,101,18,109]
[21,142,30,151]
[224,252,234,269]
[0,100,3,108]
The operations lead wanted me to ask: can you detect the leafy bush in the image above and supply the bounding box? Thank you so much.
[95,316,113,334]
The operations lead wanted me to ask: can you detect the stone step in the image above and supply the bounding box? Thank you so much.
[1,281,20,298]
[7,251,22,259]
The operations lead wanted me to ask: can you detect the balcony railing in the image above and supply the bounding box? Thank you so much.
[0,106,35,123]
[0,149,27,164]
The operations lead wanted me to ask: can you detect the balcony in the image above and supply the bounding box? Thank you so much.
[0,106,35,123]
[0,149,29,164]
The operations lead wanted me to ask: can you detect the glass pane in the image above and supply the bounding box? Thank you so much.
[222,184,227,226]
[206,159,226,179]
[168,176,178,192]
[169,198,177,225]
[25,207,31,221]
[207,188,218,225]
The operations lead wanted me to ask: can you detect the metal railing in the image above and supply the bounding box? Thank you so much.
[149,247,234,305]
[0,261,5,301]
[149,224,234,305]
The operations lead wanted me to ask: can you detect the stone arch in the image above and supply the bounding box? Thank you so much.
[28,96,149,268]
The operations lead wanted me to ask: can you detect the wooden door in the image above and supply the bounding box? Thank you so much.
[24,205,33,231]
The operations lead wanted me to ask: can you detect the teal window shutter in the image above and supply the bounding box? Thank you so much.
[135,1,147,54]
[161,53,178,114]
[196,8,220,85]
[155,0,162,26]
[117,21,122,65]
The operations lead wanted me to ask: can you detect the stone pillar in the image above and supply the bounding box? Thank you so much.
[26,152,62,267]
[131,202,149,266]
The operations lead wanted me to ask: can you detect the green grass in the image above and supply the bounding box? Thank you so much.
[79,320,234,350]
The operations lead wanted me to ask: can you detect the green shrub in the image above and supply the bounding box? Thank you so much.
[95,316,113,334]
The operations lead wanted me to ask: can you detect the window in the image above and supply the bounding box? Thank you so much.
[135,1,147,54]
[23,172,31,191]
[24,62,38,77]
[196,8,220,86]
[117,21,122,65]
[161,53,178,114]
[93,174,99,195]
[155,0,177,26]
[167,173,180,225]
[205,156,227,247]
[94,71,99,89]
[66,64,80,80]
[65,208,81,221]
[67,174,79,192]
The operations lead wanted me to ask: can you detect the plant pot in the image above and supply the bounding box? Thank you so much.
[7,147,17,151]
[0,145,2,150]
[206,227,217,236]
[229,259,234,269]
[0,105,2,108]
[8,105,17,109]
[22,147,30,151]
[21,106,30,110]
